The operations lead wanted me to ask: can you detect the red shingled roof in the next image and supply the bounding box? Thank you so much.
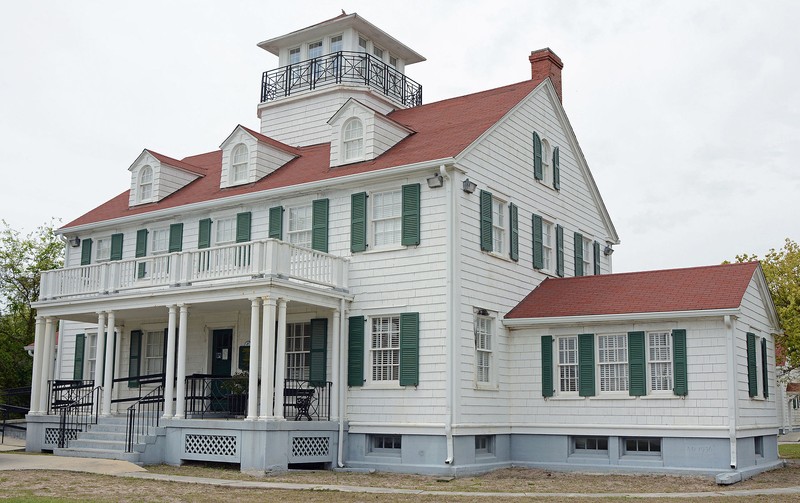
[505,262,759,319]
[62,78,540,230]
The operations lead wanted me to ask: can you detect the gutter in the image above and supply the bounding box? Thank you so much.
[442,164,456,465]
[725,315,738,469]
[503,308,740,328]
[60,157,457,235]
[337,297,346,468]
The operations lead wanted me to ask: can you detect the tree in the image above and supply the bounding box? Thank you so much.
[732,238,800,377]
[0,220,64,390]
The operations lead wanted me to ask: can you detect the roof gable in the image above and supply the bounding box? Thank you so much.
[505,262,761,320]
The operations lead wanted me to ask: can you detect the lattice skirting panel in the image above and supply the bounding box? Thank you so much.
[44,427,78,446]
[288,434,333,463]
[182,432,241,463]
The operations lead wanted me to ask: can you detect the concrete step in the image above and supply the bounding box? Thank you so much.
[86,423,128,434]
[79,431,127,442]
[68,438,127,451]
[53,447,140,463]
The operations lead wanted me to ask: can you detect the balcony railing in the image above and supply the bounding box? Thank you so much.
[261,51,422,108]
[40,239,348,301]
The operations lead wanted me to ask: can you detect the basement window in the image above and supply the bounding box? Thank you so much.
[369,434,401,456]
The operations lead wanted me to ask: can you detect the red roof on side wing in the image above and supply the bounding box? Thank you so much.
[505,262,760,319]
[61,79,540,230]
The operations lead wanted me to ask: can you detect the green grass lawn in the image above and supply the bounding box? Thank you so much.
[779,444,800,459]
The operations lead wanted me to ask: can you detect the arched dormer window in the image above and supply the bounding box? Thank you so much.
[231,143,249,183]
[139,165,153,202]
[343,118,364,162]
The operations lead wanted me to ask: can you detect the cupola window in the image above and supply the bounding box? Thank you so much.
[139,165,153,202]
[343,118,364,162]
[231,144,249,183]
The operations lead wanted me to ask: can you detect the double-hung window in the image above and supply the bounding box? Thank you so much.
[540,139,552,186]
[542,220,554,271]
[288,205,313,248]
[151,228,169,254]
[475,313,493,384]
[598,334,628,392]
[558,336,578,393]
[95,238,111,262]
[86,333,98,381]
[144,330,165,375]
[343,118,364,162]
[582,238,592,275]
[648,331,673,392]
[286,322,311,380]
[371,316,400,381]
[139,166,153,202]
[215,217,236,245]
[231,144,248,183]
[372,189,402,247]
[492,198,505,254]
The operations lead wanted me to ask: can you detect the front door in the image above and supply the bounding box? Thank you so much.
[210,329,232,410]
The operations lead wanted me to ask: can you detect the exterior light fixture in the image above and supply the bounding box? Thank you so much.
[603,244,614,256]
[426,173,444,188]
[68,237,81,248]
[462,179,477,194]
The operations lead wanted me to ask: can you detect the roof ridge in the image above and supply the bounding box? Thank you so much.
[545,261,759,283]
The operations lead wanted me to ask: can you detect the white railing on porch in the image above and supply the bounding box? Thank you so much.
[40,239,348,300]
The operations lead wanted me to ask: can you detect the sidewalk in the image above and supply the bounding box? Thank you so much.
[2,450,800,499]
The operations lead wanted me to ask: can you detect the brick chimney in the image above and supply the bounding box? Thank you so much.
[529,48,564,102]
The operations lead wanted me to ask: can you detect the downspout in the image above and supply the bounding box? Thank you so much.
[442,164,455,465]
[337,297,346,468]
[725,315,738,469]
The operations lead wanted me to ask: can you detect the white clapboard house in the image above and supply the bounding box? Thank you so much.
[26,13,782,479]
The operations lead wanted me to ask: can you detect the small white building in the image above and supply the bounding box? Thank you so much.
[26,12,782,479]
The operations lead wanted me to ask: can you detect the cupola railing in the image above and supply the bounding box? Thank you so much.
[261,51,422,108]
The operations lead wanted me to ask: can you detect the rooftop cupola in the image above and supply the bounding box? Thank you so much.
[256,12,426,147]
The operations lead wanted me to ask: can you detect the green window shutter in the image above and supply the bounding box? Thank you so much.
[479,190,493,252]
[747,332,757,397]
[135,229,148,258]
[556,225,564,277]
[110,233,124,261]
[541,335,553,397]
[578,333,595,397]
[574,232,583,276]
[312,198,329,252]
[236,212,251,243]
[553,146,560,190]
[399,312,420,386]
[268,206,284,240]
[351,192,367,252]
[401,183,421,246]
[509,203,519,261]
[129,330,142,388]
[348,316,365,387]
[672,329,688,396]
[198,218,212,249]
[168,223,183,253]
[80,238,93,266]
[628,331,646,396]
[533,132,543,180]
[761,337,769,399]
[532,214,543,269]
[73,334,85,380]
[593,241,601,275]
[309,318,328,386]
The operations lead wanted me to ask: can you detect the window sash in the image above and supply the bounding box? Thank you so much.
[599,334,628,392]
[371,316,400,381]
[151,228,169,253]
[308,41,323,58]
[215,218,236,245]
[648,331,673,392]
[330,35,343,52]
[373,190,402,246]
[86,333,97,381]
[144,330,164,375]
[475,316,492,383]
[582,239,592,275]
[288,205,312,248]
[558,336,578,393]
[542,221,553,271]
[95,238,111,261]
[286,323,311,380]
[492,199,504,254]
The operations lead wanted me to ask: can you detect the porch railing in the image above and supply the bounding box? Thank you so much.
[283,379,331,421]
[58,385,101,448]
[261,51,422,108]
[0,386,30,443]
[125,384,164,452]
[111,373,165,406]
[40,239,348,301]
[48,379,94,414]
[184,374,249,419]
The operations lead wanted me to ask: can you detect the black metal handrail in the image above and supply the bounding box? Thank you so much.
[283,379,331,421]
[48,380,94,415]
[125,384,164,452]
[1,386,31,443]
[111,373,165,406]
[184,374,249,419]
[58,385,101,448]
[261,51,422,108]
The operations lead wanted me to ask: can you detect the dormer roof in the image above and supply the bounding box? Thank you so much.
[221,125,301,157]
[257,12,425,65]
[129,149,207,177]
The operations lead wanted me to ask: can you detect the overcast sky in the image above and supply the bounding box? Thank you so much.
[1,0,797,273]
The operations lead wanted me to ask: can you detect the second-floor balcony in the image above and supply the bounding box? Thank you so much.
[39,239,349,302]
[261,51,422,108]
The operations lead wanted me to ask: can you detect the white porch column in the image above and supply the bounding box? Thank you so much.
[273,298,287,419]
[246,298,261,421]
[101,311,116,416]
[94,312,107,387]
[330,308,341,420]
[29,317,45,414]
[259,297,276,419]
[174,304,189,418]
[38,317,55,414]
[163,305,178,418]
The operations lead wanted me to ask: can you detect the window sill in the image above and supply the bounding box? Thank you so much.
[474,382,499,391]
[547,396,586,401]
[485,251,513,262]
[639,393,682,400]
[536,179,559,192]
[363,244,406,255]
[588,395,637,400]
[363,382,404,390]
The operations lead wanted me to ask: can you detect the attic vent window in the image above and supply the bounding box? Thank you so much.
[139,166,153,202]
[343,118,364,162]
[231,144,249,183]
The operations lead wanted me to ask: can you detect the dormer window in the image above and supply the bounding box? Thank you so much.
[139,166,153,202]
[231,144,249,183]
[343,118,364,162]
